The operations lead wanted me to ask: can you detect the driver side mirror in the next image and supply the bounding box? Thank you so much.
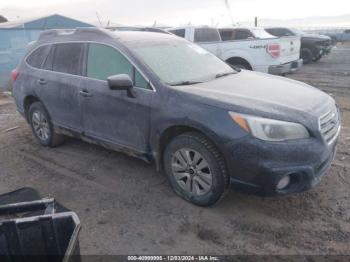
[107,74,135,98]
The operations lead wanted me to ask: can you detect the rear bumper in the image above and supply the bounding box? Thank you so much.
[268,59,303,75]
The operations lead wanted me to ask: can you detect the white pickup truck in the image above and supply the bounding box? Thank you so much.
[168,26,303,75]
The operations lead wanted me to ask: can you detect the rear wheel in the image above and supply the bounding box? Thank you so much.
[163,132,229,206]
[301,48,313,64]
[29,102,64,147]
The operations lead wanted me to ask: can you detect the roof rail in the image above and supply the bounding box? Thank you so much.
[38,27,113,41]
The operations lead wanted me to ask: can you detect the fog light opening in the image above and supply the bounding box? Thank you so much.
[277,175,291,191]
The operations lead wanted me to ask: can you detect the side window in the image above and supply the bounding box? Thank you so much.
[194,28,221,42]
[53,43,84,75]
[234,30,253,40]
[26,45,51,69]
[135,70,149,89]
[170,29,185,38]
[219,29,234,41]
[42,45,55,71]
[87,44,149,89]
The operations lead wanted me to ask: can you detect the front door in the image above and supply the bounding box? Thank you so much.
[80,43,153,153]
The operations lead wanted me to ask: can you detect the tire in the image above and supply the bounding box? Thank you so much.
[231,63,251,70]
[301,48,313,64]
[313,54,322,62]
[163,132,229,206]
[28,102,64,147]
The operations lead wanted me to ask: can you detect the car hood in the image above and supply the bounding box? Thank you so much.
[302,33,331,40]
[175,70,333,121]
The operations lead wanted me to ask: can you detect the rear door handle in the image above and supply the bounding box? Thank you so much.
[79,90,93,97]
[38,79,47,85]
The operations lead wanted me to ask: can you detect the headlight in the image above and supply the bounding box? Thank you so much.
[229,112,310,142]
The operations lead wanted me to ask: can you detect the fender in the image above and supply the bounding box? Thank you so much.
[149,118,225,170]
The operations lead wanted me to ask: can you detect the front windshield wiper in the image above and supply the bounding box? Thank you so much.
[170,81,204,86]
[215,71,239,79]
[215,72,236,79]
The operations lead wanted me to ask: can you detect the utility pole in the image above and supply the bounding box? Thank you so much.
[255,17,258,27]
[224,0,234,26]
[96,12,102,27]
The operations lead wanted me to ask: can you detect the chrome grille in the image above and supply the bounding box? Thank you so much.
[319,105,340,144]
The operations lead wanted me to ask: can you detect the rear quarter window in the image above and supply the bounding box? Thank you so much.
[194,28,221,42]
[26,45,51,69]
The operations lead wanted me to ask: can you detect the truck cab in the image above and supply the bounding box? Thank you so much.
[265,27,333,64]
[168,26,303,75]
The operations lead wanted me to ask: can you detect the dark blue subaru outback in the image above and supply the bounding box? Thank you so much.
[12,28,341,206]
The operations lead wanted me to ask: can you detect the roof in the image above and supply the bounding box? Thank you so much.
[0,14,93,29]
[0,15,7,23]
[36,28,180,45]
[219,26,266,30]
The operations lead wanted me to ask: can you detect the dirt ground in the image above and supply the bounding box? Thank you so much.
[0,43,349,257]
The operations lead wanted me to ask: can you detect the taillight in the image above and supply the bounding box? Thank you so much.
[267,43,281,59]
[11,69,19,82]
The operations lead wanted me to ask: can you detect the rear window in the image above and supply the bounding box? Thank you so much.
[26,45,51,69]
[169,29,185,38]
[194,28,221,42]
[53,43,85,75]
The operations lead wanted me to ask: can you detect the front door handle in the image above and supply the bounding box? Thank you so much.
[79,90,93,97]
[38,79,47,85]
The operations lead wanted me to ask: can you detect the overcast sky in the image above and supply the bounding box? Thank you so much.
[0,0,349,26]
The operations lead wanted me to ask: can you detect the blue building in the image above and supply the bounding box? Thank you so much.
[0,14,94,90]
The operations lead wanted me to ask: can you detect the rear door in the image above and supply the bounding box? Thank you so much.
[37,42,85,133]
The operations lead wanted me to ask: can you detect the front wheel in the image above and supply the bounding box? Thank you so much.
[313,54,322,62]
[163,132,229,206]
[301,48,313,64]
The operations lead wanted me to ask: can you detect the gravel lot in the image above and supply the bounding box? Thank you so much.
[0,43,349,256]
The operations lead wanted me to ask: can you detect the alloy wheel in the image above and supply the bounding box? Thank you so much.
[171,148,213,196]
[32,111,50,141]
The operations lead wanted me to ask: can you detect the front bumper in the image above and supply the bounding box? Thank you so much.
[224,135,339,196]
[268,59,303,75]
[320,45,333,55]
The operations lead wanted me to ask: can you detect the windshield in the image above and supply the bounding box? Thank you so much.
[250,28,275,39]
[130,41,236,85]
[290,28,305,36]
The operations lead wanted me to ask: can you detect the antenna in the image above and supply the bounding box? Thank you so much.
[96,12,102,26]
[223,0,234,25]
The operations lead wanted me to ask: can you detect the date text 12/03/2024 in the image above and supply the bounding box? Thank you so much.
[127,256,220,261]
